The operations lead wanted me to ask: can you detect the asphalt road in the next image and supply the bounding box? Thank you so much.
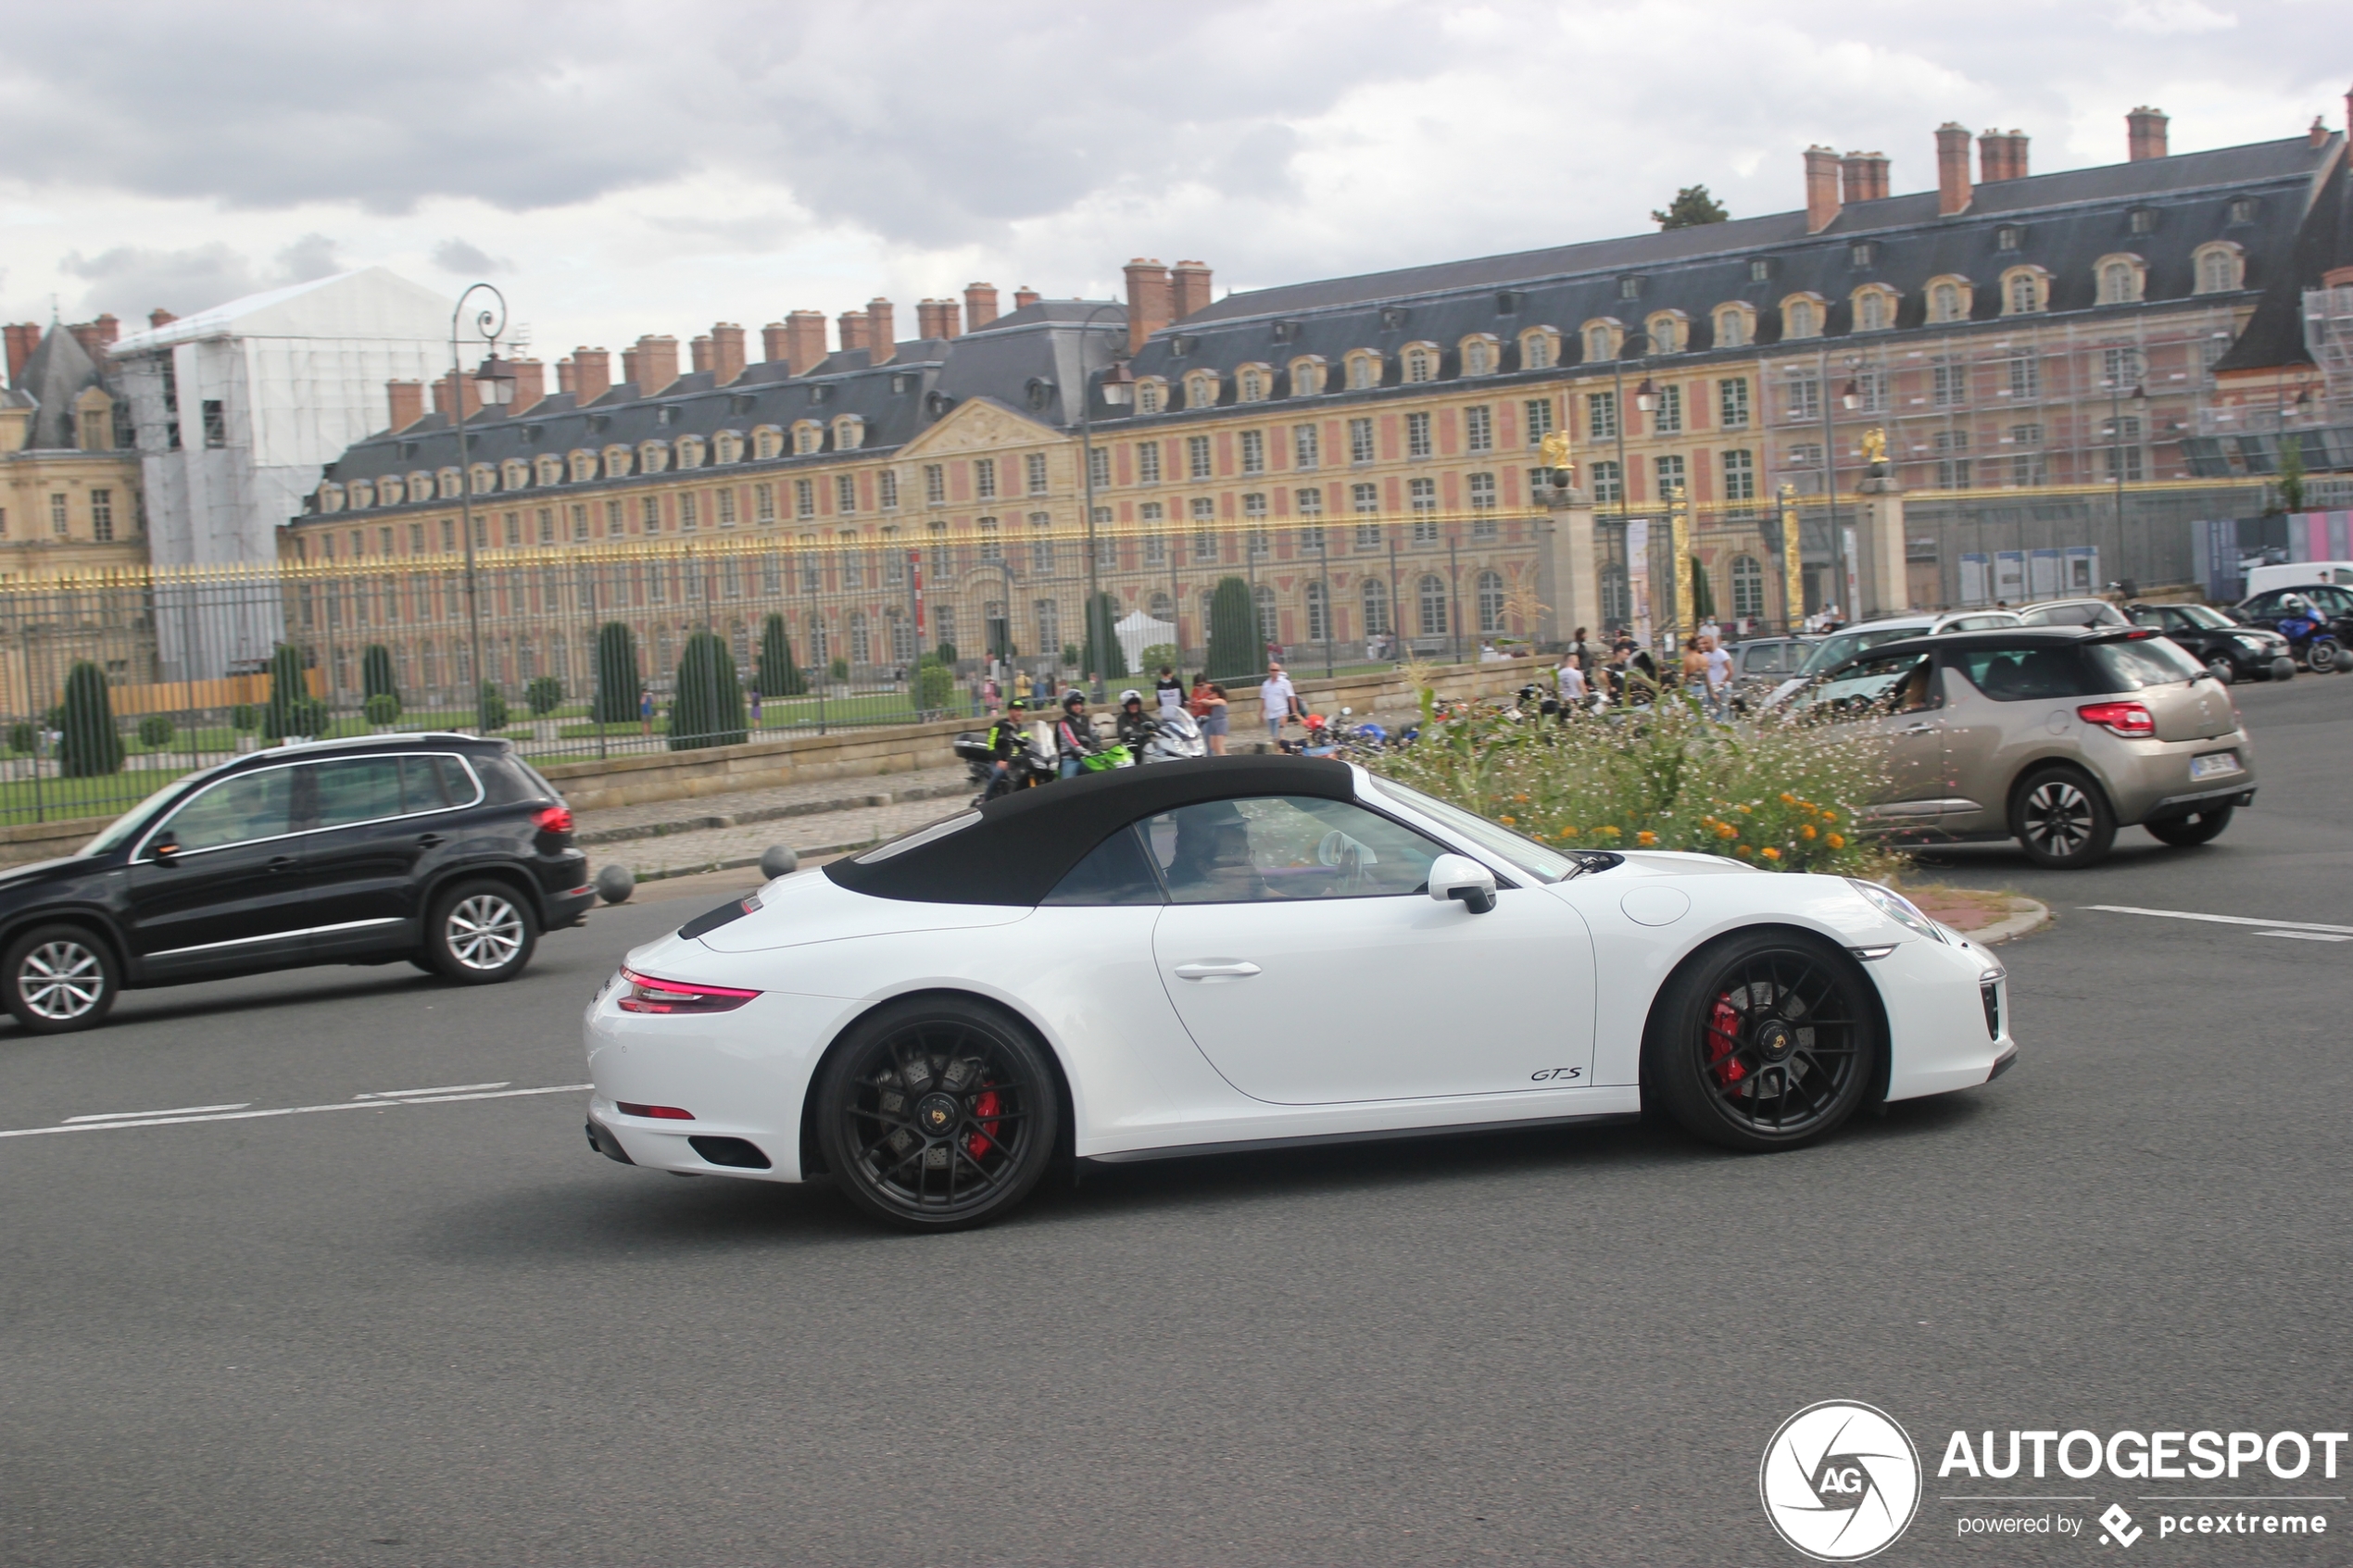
[3,673,2349,1566]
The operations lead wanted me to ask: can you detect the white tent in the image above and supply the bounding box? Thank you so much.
[1114,610,1176,673]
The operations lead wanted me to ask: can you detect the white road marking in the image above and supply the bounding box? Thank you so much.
[352,1081,511,1099]
[1,1084,591,1142]
[2258,930,2353,943]
[63,1103,252,1123]
[2084,905,2353,936]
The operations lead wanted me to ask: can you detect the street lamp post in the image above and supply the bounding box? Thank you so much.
[1075,304,1132,701]
[1609,329,1654,640]
[1819,349,1863,621]
[450,283,518,730]
[2104,348,2146,593]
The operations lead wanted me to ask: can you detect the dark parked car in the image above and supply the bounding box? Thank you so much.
[0,734,593,1034]
[2126,602,2294,684]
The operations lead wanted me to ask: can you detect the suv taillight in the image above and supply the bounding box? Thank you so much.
[615,968,760,1014]
[2077,701,2154,737]
[534,805,574,834]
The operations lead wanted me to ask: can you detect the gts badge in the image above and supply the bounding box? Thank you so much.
[1529,1067,1583,1084]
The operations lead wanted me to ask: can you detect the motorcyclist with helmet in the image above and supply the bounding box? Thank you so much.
[983,697,1030,797]
[1114,688,1157,753]
[1052,688,1096,778]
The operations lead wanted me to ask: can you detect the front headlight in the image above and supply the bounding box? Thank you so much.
[1846,878,1949,943]
[2233,634,2271,651]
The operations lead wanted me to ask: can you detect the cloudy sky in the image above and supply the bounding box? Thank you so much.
[0,0,2337,361]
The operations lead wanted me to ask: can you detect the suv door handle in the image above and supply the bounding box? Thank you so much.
[415,834,446,847]
[268,856,297,873]
[1173,961,1261,981]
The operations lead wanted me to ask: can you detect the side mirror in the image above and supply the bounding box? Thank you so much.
[1427,852,1497,914]
[151,835,179,862]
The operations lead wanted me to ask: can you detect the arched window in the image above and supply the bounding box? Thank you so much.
[1417,573,1449,637]
[1403,345,1438,383]
[2003,270,2045,315]
[1476,570,1505,633]
[1646,313,1684,355]
[752,425,784,460]
[672,436,704,470]
[1927,279,1969,324]
[1238,366,1267,402]
[438,467,463,498]
[1782,299,1819,340]
[1253,583,1278,645]
[792,421,823,455]
[848,609,870,668]
[1305,580,1330,642]
[1519,330,1555,370]
[2193,243,2243,295]
[1185,370,1219,408]
[534,455,565,486]
[1461,336,1497,376]
[1361,577,1390,636]
[832,416,865,450]
[1345,352,1380,391]
[1730,554,1765,621]
[603,445,634,479]
[1600,562,1629,628]
[1289,358,1326,396]
[1137,379,1165,415]
[1714,307,1751,348]
[501,458,530,491]
[469,462,496,495]
[1855,289,1893,332]
[1583,321,1618,361]
[2096,256,2145,306]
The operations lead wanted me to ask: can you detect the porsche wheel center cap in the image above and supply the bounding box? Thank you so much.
[1755,1020,1795,1059]
[915,1093,961,1135]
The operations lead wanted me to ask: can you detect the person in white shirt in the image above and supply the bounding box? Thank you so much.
[1259,663,1298,745]
[1701,635,1734,719]
[1556,656,1588,709]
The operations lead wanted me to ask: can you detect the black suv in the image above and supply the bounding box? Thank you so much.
[0,734,593,1034]
[2126,603,2294,684]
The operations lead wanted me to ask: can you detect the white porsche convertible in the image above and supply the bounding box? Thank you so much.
[584,755,2015,1230]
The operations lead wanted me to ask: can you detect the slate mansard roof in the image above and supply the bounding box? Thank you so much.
[314,296,1126,506]
[1122,134,2346,403]
[14,324,112,451]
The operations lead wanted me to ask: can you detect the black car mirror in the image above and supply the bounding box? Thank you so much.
[150,834,180,861]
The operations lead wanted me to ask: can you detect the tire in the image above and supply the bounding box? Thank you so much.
[1642,930,1880,1152]
[423,879,537,984]
[2204,656,2234,685]
[2310,640,2341,673]
[2012,766,2116,870]
[813,996,1060,1232]
[2146,806,2233,847]
[2,923,119,1034]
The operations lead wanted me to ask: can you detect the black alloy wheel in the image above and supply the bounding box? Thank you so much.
[2146,806,2233,847]
[1644,931,1879,1152]
[1,923,119,1034]
[424,879,538,984]
[2012,766,2116,870]
[814,997,1059,1231]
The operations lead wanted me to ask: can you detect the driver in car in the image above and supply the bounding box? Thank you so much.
[1163,803,1268,902]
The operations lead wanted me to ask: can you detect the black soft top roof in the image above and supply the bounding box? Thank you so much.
[824,754,1356,906]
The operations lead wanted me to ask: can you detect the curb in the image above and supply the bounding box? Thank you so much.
[573,781,970,847]
[601,834,884,884]
[1969,897,2052,946]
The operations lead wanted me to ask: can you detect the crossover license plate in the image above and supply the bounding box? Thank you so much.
[2190,752,2241,780]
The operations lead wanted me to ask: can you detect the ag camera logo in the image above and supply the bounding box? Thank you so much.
[1761,1400,1922,1562]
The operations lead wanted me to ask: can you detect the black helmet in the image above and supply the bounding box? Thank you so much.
[1062,688,1087,709]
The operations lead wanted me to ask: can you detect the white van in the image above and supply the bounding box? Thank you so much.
[2245,561,2353,596]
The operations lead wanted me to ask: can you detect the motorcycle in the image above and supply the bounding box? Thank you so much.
[957,729,1056,804]
[2273,606,2345,673]
[1135,709,1206,763]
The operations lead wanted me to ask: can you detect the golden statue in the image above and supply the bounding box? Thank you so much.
[1538,429,1574,477]
[1860,426,1888,466]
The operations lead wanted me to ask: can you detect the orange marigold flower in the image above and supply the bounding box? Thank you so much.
[1820,810,1838,824]
[1800,824,1818,840]
[1637,831,1658,847]
[1761,847,1781,860]
[1734,844,1754,858]
[1779,792,1796,805]
[1500,815,1516,825]
[1562,826,1580,836]
[1827,833,1845,848]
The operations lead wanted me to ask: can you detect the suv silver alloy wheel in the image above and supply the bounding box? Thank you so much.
[19,938,105,1021]
[445,894,525,972]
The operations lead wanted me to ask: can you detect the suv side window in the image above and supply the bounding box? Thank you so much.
[154,767,298,854]
[1949,645,2095,700]
[308,755,470,830]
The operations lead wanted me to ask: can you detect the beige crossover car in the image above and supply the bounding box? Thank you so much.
[1791,626,2257,868]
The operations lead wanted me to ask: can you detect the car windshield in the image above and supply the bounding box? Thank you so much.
[1793,626,1923,680]
[1361,774,1579,884]
[79,777,199,856]
[1793,652,1935,718]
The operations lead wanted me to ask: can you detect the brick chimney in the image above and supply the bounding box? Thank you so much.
[147,307,177,330]
[964,282,999,330]
[1171,260,1214,320]
[2313,116,2331,149]
[573,347,611,403]
[431,370,483,421]
[1013,286,1040,309]
[1839,151,1890,205]
[634,334,679,395]
[837,309,870,355]
[761,321,790,365]
[620,346,640,388]
[69,314,120,361]
[1804,144,1843,232]
[690,334,714,375]
[782,311,827,374]
[916,299,944,341]
[1123,258,1173,354]
[1982,130,2030,182]
[4,324,39,384]
[937,298,963,338]
[710,322,745,384]
[1935,122,1974,216]
[387,379,426,433]
[2127,106,2169,161]
[510,358,547,412]
[866,298,896,364]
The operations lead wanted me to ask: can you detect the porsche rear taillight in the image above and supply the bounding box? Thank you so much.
[2077,700,2154,737]
[615,967,761,1014]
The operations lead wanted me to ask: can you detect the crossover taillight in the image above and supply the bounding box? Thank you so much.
[535,805,575,834]
[2076,701,2154,737]
[615,967,761,1015]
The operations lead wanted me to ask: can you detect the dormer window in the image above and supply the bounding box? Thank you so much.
[1237,364,1271,402]
[1925,276,1974,324]
[346,480,373,509]
[1518,328,1557,370]
[469,462,497,495]
[436,467,462,499]
[1494,289,1523,315]
[1378,307,1408,331]
[569,449,600,483]
[832,415,865,450]
[635,440,669,474]
[1344,350,1381,391]
[2000,267,2050,316]
[318,483,346,513]
[1458,334,1500,376]
[2129,207,2157,236]
[1749,258,1773,282]
[1780,296,1822,340]
[501,458,530,490]
[752,424,784,460]
[658,406,679,426]
[1183,369,1220,408]
[2192,241,2245,295]
[2228,197,2256,224]
[792,420,824,455]
[1270,320,1299,344]
[1850,242,1876,268]
[535,454,566,485]
[1617,275,1644,300]
[2095,254,2146,306]
[1581,319,1623,361]
[1713,305,1754,349]
[673,436,705,470]
[1853,287,1896,332]
[1135,378,1166,415]
[1288,357,1327,396]
[1644,312,1687,355]
[712,430,744,464]
[1995,224,2024,252]
[603,444,634,478]
[1401,344,1438,383]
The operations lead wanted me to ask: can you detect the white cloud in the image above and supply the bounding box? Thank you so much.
[2117,1,2237,35]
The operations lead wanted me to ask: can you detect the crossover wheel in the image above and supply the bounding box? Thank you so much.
[3,924,118,1034]
[424,880,537,984]
[1643,931,1879,1152]
[814,997,1059,1232]
[2012,767,2115,869]
[2146,806,2233,847]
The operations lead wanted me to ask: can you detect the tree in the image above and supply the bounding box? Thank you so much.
[360,644,398,709]
[1084,591,1129,681]
[1204,575,1257,680]
[592,621,643,724]
[525,675,563,716]
[1691,558,1717,621]
[1652,184,1730,230]
[261,644,325,742]
[913,655,956,718]
[136,714,174,748]
[933,640,959,665]
[669,630,748,751]
[57,661,123,777]
[2278,433,2307,514]
[755,613,806,696]
[476,680,508,734]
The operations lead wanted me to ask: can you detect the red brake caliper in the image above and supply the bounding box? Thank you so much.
[966,1086,1002,1160]
[1705,996,1747,1087]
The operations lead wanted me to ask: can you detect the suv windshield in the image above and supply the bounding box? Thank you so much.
[1793,626,1927,680]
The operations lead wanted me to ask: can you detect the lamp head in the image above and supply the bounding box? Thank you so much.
[472,354,520,408]
[1099,359,1135,408]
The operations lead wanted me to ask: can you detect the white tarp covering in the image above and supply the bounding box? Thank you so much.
[1114,610,1176,672]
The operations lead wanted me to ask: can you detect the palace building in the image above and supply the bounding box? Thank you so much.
[282,102,2353,708]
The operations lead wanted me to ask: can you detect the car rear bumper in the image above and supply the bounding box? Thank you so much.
[544,884,597,929]
[2106,734,2257,825]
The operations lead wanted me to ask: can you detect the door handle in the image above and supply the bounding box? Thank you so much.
[415,834,446,847]
[1899,723,1936,734]
[268,856,297,873]
[1173,961,1261,981]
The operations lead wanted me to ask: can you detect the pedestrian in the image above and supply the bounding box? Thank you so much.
[1154,664,1185,716]
[749,688,763,729]
[1199,683,1230,755]
[1556,652,1588,713]
[983,673,1000,714]
[1680,635,1707,695]
[1569,626,1593,677]
[1702,634,1733,720]
[1259,660,1299,747]
[639,686,654,737]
